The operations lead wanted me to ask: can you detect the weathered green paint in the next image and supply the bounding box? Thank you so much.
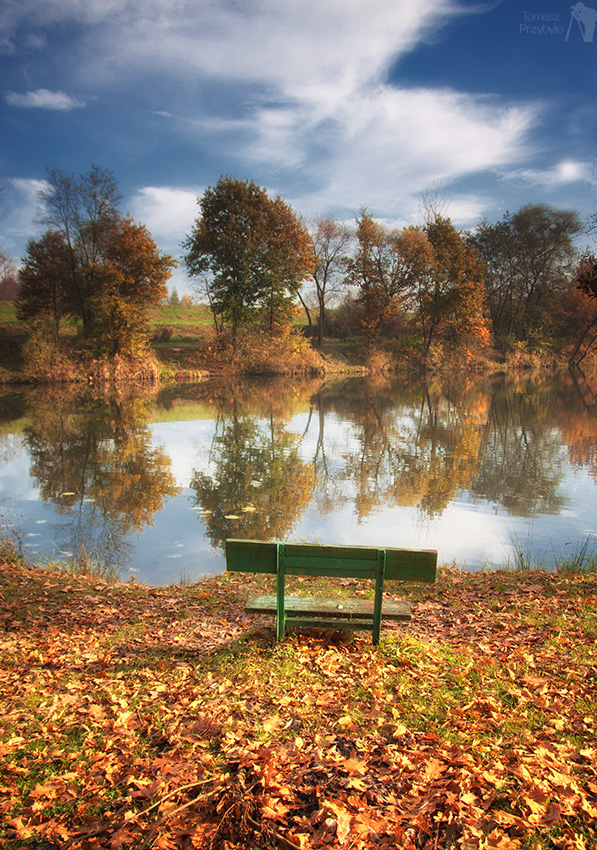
[226,539,437,645]
[245,595,411,620]
[226,539,437,582]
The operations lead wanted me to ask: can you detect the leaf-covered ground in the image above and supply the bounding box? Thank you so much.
[1,555,596,850]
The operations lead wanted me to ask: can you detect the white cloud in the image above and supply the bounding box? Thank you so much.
[0,0,547,260]
[129,186,205,295]
[5,88,85,109]
[257,87,538,222]
[129,186,200,246]
[499,160,596,187]
[0,178,47,262]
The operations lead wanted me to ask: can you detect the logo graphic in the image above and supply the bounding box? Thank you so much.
[565,2,597,41]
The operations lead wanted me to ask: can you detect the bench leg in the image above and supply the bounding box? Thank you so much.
[372,550,386,645]
[276,545,285,641]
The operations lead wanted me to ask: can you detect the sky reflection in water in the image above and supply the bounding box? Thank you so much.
[0,374,595,586]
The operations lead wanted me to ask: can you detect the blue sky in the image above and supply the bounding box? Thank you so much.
[1,0,596,294]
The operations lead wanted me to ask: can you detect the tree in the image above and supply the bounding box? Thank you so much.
[390,217,488,359]
[89,218,175,356]
[309,215,352,346]
[469,204,582,347]
[16,231,72,340]
[37,164,122,335]
[183,176,315,343]
[346,210,411,346]
[421,215,489,358]
[567,250,597,366]
[19,165,175,357]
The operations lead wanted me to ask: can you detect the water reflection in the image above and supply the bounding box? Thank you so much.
[190,398,316,548]
[14,387,180,569]
[0,369,595,582]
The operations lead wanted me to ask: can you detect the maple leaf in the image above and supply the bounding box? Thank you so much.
[485,829,522,849]
[342,757,367,775]
[30,781,58,800]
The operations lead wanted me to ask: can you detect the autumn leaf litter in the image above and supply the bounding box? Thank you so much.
[1,558,596,850]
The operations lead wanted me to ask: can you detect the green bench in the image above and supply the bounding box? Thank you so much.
[225,539,437,645]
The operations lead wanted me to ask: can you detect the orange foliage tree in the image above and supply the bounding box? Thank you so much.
[567,250,597,366]
[17,165,175,358]
[91,218,176,357]
[346,210,409,346]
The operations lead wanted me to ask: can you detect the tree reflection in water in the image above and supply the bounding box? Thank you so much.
[189,381,317,548]
[22,387,181,570]
[1,368,595,580]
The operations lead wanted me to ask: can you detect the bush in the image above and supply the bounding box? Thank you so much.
[191,327,324,375]
[21,323,80,382]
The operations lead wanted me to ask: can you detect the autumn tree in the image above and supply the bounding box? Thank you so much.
[421,215,489,358]
[89,218,175,356]
[469,204,582,348]
[346,210,410,346]
[16,231,72,340]
[37,164,122,335]
[308,215,352,346]
[183,176,315,343]
[18,165,175,357]
[388,217,488,360]
[567,250,597,366]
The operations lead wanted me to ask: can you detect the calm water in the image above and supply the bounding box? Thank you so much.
[0,372,596,585]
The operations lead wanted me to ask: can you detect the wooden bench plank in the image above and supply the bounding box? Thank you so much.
[245,594,411,621]
[226,539,437,582]
[225,538,436,644]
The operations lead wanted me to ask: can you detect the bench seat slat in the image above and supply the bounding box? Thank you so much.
[245,594,411,621]
[284,618,375,632]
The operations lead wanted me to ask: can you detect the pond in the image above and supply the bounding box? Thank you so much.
[0,371,596,585]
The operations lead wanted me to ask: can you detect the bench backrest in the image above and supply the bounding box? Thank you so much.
[226,539,437,582]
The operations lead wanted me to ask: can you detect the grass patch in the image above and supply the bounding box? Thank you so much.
[147,303,213,329]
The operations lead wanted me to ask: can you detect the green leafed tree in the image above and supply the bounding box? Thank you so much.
[16,231,72,340]
[183,176,315,343]
[469,204,582,348]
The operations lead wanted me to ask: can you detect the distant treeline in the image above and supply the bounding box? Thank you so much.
[3,167,597,376]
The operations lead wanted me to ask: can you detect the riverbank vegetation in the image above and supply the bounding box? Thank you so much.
[1,540,596,849]
[2,168,597,384]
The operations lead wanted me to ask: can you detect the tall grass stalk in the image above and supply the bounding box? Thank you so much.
[559,535,597,573]
[506,531,548,572]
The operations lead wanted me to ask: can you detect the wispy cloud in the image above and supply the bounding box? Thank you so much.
[0,0,552,281]
[499,161,596,187]
[5,88,85,110]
